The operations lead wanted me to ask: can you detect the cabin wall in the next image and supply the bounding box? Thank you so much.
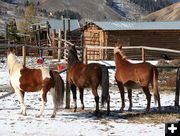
[83,25,106,60]
[106,30,180,59]
[83,26,180,60]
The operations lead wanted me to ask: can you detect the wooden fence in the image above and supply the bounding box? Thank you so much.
[0,42,180,108]
[85,45,180,61]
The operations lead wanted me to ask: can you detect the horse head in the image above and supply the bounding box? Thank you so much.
[68,45,80,67]
[7,47,16,56]
[114,42,126,60]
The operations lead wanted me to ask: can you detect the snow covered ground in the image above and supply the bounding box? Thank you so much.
[0,57,179,136]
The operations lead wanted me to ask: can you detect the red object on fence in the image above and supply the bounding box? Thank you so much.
[57,64,64,72]
[37,58,44,64]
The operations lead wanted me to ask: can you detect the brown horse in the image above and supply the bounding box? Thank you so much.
[114,44,161,112]
[67,46,110,115]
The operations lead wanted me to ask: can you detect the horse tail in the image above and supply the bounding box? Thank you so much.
[50,70,64,108]
[100,65,110,106]
[153,66,160,109]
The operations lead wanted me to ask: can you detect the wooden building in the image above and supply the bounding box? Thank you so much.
[31,18,81,56]
[83,21,180,60]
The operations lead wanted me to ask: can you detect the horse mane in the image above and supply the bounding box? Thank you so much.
[7,53,23,74]
[68,46,80,67]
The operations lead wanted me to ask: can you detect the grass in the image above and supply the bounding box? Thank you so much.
[122,107,180,124]
[62,106,180,124]
[158,70,177,92]
[127,113,180,124]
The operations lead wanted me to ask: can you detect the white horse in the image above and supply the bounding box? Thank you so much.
[7,48,64,118]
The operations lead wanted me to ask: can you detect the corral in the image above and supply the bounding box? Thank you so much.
[0,20,180,136]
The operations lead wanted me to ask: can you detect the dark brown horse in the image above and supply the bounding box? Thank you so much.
[114,44,161,112]
[67,46,110,115]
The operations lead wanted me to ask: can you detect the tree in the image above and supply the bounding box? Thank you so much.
[37,1,40,6]
[25,0,29,7]
[6,18,19,42]
[54,10,82,20]
[17,5,40,34]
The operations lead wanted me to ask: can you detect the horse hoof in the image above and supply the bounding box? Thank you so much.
[158,108,161,113]
[35,114,41,118]
[94,110,99,116]
[128,108,132,112]
[74,109,77,112]
[106,111,110,116]
[81,106,84,110]
[23,113,27,116]
[51,115,55,118]
[146,109,150,113]
[119,109,124,113]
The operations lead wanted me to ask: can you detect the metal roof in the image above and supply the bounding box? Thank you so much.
[92,21,180,30]
[33,18,80,31]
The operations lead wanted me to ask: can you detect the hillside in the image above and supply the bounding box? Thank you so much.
[129,0,175,12]
[143,2,180,21]
[38,0,123,22]
[0,1,15,34]
[0,0,179,35]
[111,0,148,20]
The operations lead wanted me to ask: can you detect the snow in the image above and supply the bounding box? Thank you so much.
[0,57,178,136]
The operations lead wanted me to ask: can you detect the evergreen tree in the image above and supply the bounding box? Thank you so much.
[6,18,19,42]
[17,5,40,34]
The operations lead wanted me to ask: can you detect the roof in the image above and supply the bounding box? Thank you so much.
[89,21,180,31]
[33,18,80,31]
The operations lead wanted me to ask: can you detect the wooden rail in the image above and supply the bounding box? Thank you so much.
[85,45,180,54]
[85,45,180,61]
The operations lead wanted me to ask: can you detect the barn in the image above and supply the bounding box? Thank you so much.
[83,21,180,60]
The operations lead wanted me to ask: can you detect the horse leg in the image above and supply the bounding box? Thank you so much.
[127,88,132,111]
[106,95,110,115]
[50,88,57,118]
[157,94,161,112]
[116,80,125,112]
[92,87,99,115]
[36,90,47,117]
[142,87,151,112]
[79,88,84,110]
[71,84,77,112]
[15,90,26,116]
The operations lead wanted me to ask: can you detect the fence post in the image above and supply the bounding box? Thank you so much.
[175,68,180,106]
[22,46,26,66]
[84,47,87,64]
[142,48,145,62]
[64,30,68,62]
[65,72,70,109]
[22,36,26,66]
[63,29,71,109]
[58,30,61,62]
[51,30,55,59]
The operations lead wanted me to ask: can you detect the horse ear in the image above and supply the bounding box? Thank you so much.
[115,42,120,47]
[119,45,122,50]
[7,47,16,55]
[115,42,122,49]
